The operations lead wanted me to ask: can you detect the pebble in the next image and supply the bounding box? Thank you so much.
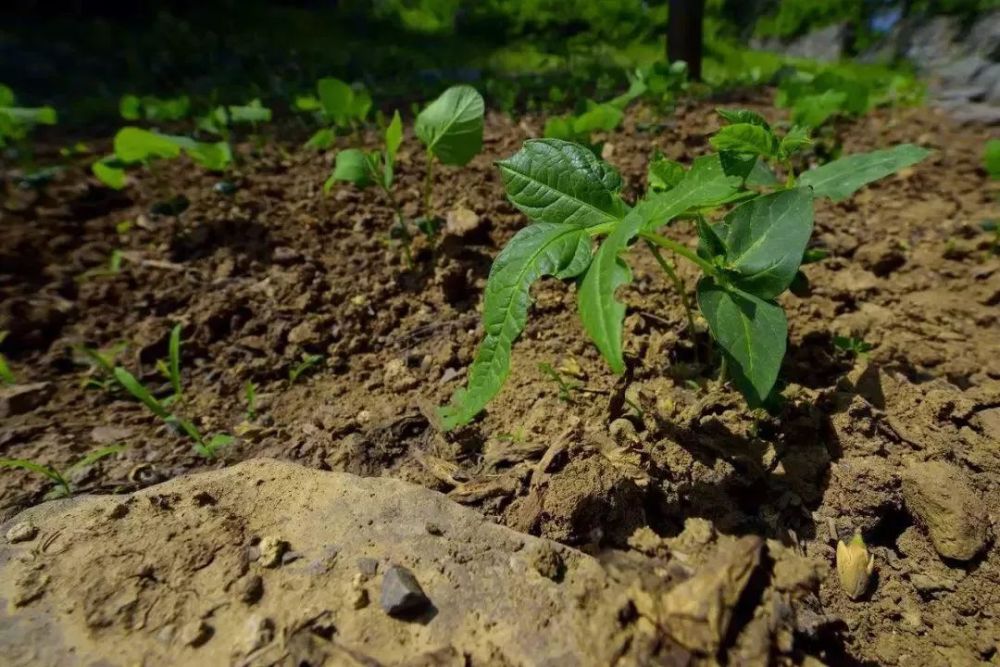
[5,522,38,543]
[357,557,378,578]
[179,620,212,647]
[444,207,483,238]
[379,565,430,616]
[240,574,264,605]
[257,536,288,568]
[902,461,988,561]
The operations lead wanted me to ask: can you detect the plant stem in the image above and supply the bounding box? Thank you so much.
[378,183,414,269]
[717,356,728,387]
[645,241,699,361]
[639,231,715,275]
[423,151,435,219]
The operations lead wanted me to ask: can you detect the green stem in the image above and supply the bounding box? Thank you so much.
[639,231,715,275]
[717,356,728,386]
[645,241,698,361]
[423,151,435,219]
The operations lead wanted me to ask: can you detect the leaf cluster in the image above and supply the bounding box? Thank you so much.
[0,83,57,148]
[300,77,373,149]
[93,127,233,189]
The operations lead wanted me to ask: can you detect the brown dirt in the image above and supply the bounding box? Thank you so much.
[1,92,999,665]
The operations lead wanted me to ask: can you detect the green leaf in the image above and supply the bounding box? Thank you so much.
[717,108,770,130]
[497,139,626,227]
[791,90,847,128]
[985,139,1000,179]
[720,188,814,299]
[305,127,335,150]
[648,152,685,192]
[641,154,745,232]
[66,444,126,477]
[317,77,354,124]
[573,102,623,134]
[113,367,171,420]
[710,123,778,158]
[439,223,592,429]
[330,148,376,189]
[416,85,484,166]
[167,324,182,397]
[384,110,403,187]
[697,279,787,405]
[746,158,780,187]
[779,126,812,158]
[351,88,373,122]
[543,116,575,141]
[185,141,232,171]
[119,94,141,120]
[0,84,14,107]
[0,106,58,127]
[294,95,322,112]
[798,144,931,202]
[92,158,127,189]
[113,127,182,163]
[227,99,272,124]
[0,458,67,494]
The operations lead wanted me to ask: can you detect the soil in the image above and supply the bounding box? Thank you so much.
[1,92,999,665]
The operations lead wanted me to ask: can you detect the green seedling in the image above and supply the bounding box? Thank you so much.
[416,85,485,218]
[834,336,873,358]
[113,367,232,458]
[74,341,128,391]
[289,354,323,385]
[0,331,14,385]
[245,380,258,420]
[0,83,57,151]
[544,101,623,153]
[299,77,373,149]
[538,363,578,402]
[155,324,183,402]
[119,94,191,122]
[197,99,272,147]
[326,111,415,259]
[92,127,232,190]
[985,140,1000,180]
[76,249,123,282]
[438,109,931,429]
[1,445,125,499]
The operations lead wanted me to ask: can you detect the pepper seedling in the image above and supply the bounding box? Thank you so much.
[299,77,372,149]
[438,109,930,429]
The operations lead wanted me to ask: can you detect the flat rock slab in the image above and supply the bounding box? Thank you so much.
[0,459,630,666]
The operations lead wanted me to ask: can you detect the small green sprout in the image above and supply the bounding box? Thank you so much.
[245,380,258,420]
[299,77,372,149]
[538,363,579,402]
[0,444,125,499]
[76,249,123,282]
[0,83,57,151]
[113,367,232,458]
[74,341,128,391]
[0,331,15,385]
[92,127,232,190]
[156,324,183,402]
[289,354,324,385]
[119,94,191,122]
[834,336,874,358]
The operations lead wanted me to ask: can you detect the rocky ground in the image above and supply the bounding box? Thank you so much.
[1,94,999,665]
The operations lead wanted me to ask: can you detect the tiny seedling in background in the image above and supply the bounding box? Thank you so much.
[0,83,58,153]
[75,341,128,391]
[119,94,191,122]
[76,249,123,282]
[834,336,874,358]
[0,331,15,385]
[245,380,258,420]
[92,127,233,190]
[298,77,372,149]
[415,85,485,218]
[156,324,183,403]
[289,353,324,385]
[0,444,125,499]
[538,363,579,402]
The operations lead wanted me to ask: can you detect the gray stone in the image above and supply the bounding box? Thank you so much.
[0,382,53,419]
[380,565,430,617]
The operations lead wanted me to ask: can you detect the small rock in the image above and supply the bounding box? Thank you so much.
[350,573,370,609]
[425,522,444,536]
[444,207,483,238]
[357,557,378,579]
[0,382,53,418]
[257,536,288,568]
[6,521,38,543]
[90,425,133,443]
[380,565,430,616]
[240,574,264,605]
[902,461,988,561]
[242,616,275,653]
[179,620,212,647]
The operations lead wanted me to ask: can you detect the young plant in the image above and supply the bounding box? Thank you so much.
[119,94,191,122]
[245,380,258,420]
[438,110,930,429]
[92,127,232,190]
[289,353,323,385]
[0,331,15,385]
[197,99,273,146]
[75,249,124,282]
[74,341,128,391]
[113,367,232,458]
[834,336,873,358]
[156,324,183,403]
[0,84,57,152]
[415,85,485,218]
[0,445,125,499]
[299,78,372,149]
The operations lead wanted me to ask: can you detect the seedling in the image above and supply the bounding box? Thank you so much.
[544,101,623,153]
[538,363,579,402]
[834,336,873,358]
[299,77,372,149]
[119,94,191,122]
[113,367,232,458]
[155,324,183,403]
[0,445,125,499]
[74,341,128,391]
[0,84,57,152]
[245,380,258,420]
[197,99,273,147]
[0,331,14,385]
[289,354,323,385]
[438,109,930,429]
[92,127,232,190]
[416,85,485,218]
[76,249,123,282]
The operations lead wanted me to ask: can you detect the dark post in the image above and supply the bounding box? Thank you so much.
[667,0,705,81]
